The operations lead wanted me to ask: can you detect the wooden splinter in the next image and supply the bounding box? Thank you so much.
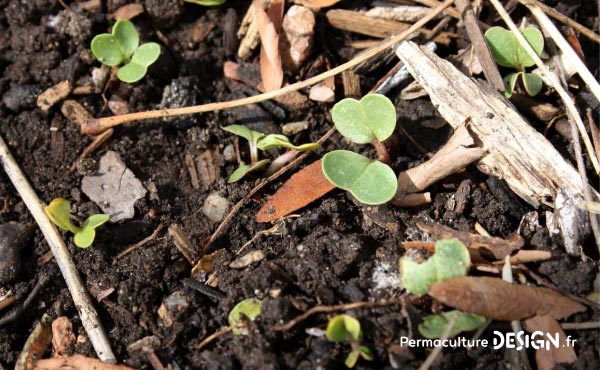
[391,124,484,206]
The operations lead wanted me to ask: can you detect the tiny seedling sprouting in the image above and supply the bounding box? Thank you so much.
[326,314,373,368]
[322,93,398,205]
[223,124,318,182]
[399,239,485,338]
[91,19,161,83]
[484,26,544,97]
[45,198,109,248]
[228,298,262,335]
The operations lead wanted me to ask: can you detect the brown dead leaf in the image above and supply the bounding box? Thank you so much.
[255,0,284,92]
[566,27,585,62]
[111,3,144,20]
[523,314,577,370]
[34,355,135,370]
[429,277,585,321]
[417,222,523,262]
[257,159,335,222]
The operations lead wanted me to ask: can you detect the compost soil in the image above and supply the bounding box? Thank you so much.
[0,1,598,369]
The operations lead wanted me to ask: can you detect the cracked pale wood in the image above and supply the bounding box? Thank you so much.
[396,41,584,207]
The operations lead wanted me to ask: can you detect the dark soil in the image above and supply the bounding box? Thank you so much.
[0,1,598,369]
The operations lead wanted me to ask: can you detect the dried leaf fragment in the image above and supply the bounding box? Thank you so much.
[257,159,335,222]
[255,0,283,92]
[523,314,577,370]
[429,277,585,321]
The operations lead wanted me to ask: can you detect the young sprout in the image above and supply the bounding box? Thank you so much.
[399,239,485,338]
[223,124,318,182]
[484,26,544,97]
[326,314,373,368]
[228,298,262,335]
[322,94,398,205]
[45,198,109,248]
[91,20,161,83]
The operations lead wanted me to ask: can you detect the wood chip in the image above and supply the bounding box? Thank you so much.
[229,250,266,268]
[195,150,220,189]
[168,224,198,265]
[523,314,577,370]
[37,81,72,111]
[60,99,93,127]
[185,154,200,190]
[52,317,75,358]
[342,70,361,99]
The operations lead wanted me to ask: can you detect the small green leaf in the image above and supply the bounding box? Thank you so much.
[418,310,486,339]
[522,72,543,96]
[117,62,147,83]
[322,150,397,205]
[131,42,161,68]
[345,350,360,368]
[228,159,270,182]
[257,134,291,150]
[485,26,544,70]
[223,125,264,144]
[326,314,362,343]
[82,214,110,230]
[331,94,396,144]
[400,239,470,296]
[433,239,471,281]
[400,258,437,296]
[359,345,374,361]
[503,72,520,98]
[518,27,544,68]
[74,228,96,248]
[45,198,79,233]
[91,34,125,66]
[113,20,139,59]
[228,298,262,335]
[183,0,226,5]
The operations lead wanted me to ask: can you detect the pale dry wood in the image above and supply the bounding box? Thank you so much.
[455,0,504,91]
[326,8,456,45]
[518,0,600,44]
[396,41,585,207]
[527,4,600,103]
[37,80,72,111]
[0,136,116,362]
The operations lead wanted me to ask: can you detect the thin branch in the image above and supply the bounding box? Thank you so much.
[0,134,116,363]
[81,0,455,135]
[518,0,600,44]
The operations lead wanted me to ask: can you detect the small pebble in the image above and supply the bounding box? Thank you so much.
[202,192,230,223]
[223,144,237,163]
[281,121,309,135]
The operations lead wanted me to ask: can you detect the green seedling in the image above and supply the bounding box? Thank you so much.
[183,0,226,5]
[91,19,161,83]
[419,310,486,339]
[484,26,544,97]
[228,298,262,335]
[400,239,485,338]
[400,239,471,296]
[45,198,109,248]
[223,124,318,182]
[322,94,398,205]
[326,314,373,368]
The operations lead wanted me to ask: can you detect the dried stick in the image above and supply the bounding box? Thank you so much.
[526,4,600,103]
[455,0,504,91]
[81,0,455,135]
[488,0,600,175]
[272,299,403,331]
[518,0,600,44]
[0,135,116,363]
